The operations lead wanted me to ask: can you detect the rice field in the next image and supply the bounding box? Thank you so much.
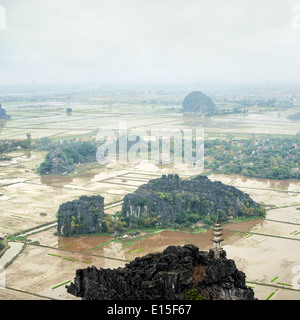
[1,102,300,300]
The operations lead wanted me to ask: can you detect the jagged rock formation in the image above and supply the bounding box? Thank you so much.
[0,104,11,120]
[57,195,104,236]
[183,91,217,113]
[121,174,265,226]
[66,244,256,300]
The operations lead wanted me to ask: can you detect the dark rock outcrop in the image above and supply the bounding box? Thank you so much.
[57,195,104,236]
[0,104,11,120]
[121,174,264,226]
[66,244,256,300]
[183,91,217,113]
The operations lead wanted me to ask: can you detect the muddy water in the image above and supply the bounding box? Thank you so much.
[209,174,300,192]
[39,168,103,187]
[102,242,126,261]
[76,220,262,261]
[40,176,74,187]
[57,234,114,253]
[29,218,262,262]
[238,176,299,191]
[57,230,216,261]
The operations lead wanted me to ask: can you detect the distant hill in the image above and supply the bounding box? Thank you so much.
[0,104,11,120]
[183,91,217,113]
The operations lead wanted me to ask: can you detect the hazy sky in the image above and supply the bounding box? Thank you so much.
[0,0,300,86]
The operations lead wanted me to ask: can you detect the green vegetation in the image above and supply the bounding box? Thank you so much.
[37,140,98,175]
[8,235,26,241]
[84,240,114,253]
[0,138,30,155]
[270,276,278,282]
[122,175,266,231]
[101,213,126,234]
[47,253,62,257]
[277,282,293,287]
[61,243,71,248]
[158,192,173,202]
[52,280,71,289]
[184,288,205,300]
[124,212,162,229]
[63,257,76,262]
[0,239,5,251]
[205,136,300,179]
[265,291,276,300]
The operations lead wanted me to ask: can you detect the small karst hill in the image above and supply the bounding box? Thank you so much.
[122,174,265,227]
[182,91,217,113]
[57,195,104,236]
[37,141,97,176]
[0,104,11,120]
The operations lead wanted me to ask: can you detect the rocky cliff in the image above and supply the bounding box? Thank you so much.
[0,104,11,120]
[66,244,256,300]
[121,174,265,226]
[57,195,104,236]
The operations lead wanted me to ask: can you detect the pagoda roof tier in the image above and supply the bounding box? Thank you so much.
[213,229,223,233]
[213,230,222,235]
[211,239,224,243]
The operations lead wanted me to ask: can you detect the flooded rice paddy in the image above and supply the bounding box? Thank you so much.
[1,103,300,300]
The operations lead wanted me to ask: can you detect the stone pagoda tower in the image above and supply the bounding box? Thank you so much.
[211,215,225,259]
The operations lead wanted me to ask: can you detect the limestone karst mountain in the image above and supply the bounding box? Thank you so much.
[121,174,265,227]
[182,91,217,113]
[57,195,104,236]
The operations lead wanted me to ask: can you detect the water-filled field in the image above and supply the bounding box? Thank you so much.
[1,101,300,300]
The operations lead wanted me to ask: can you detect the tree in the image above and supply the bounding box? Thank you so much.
[188,213,200,223]
[101,215,126,233]
[66,108,72,115]
[26,133,32,147]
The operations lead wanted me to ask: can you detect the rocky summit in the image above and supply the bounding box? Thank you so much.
[66,244,256,300]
